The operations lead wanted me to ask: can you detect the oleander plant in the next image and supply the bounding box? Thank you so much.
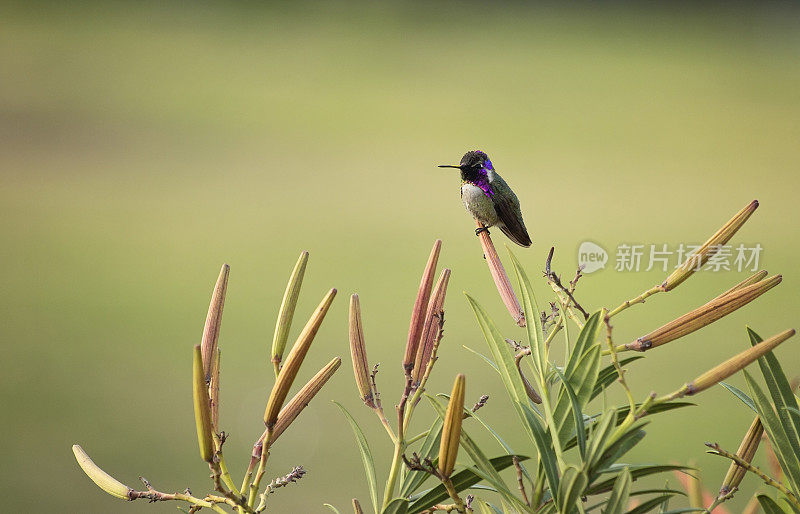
[73,253,343,513]
[73,200,796,514]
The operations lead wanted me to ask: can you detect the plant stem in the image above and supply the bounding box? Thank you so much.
[383,440,406,508]
[405,430,430,446]
[128,477,230,514]
[544,322,562,351]
[603,311,637,421]
[248,429,273,508]
[706,442,800,510]
[442,477,466,512]
[607,285,664,319]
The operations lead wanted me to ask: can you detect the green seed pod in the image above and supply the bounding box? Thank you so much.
[192,344,214,463]
[438,374,465,477]
[662,200,758,291]
[271,251,309,375]
[264,288,337,427]
[666,329,795,399]
[719,416,763,497]
[72,444,132,500]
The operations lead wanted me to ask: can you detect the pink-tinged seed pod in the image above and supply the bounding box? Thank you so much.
[412,269,451,386]
[201,264,229,381]
[404,240,442,374]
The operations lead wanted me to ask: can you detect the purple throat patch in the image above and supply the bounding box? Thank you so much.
[475,167,494,198]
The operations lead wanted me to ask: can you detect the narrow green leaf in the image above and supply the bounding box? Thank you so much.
[662,507,706,514]
[554,345,600,446]
[592,424,648,476]
[626,495,671,514]
[323,504,342,514]
[584,409,617,469]
[462,344,500,373]
[464,293,559,495]
[748,328,800,460]
[400,417,443,497]
[758,494,793,514]
[745,371,800,498]
[381,498,409,514]
[605,467,632,514]
[472,497,502,514]
[507,248,546,380]
[564,403,693,453]
[565,311,602,376]
[557,465,588,514]
[554,366,586,460]
[586,465,690,495]
[720,381,757,413]
[406,455,529,513]
[464,294,528,406]
[586,489,687,513]
[592,357,644,401]
[334,401,379,514]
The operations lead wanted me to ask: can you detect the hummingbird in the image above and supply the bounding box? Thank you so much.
[438,150,532,247]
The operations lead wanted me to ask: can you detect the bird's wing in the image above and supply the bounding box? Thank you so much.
[492,182,532,248]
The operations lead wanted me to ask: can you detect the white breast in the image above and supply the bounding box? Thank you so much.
[461,183,498,226]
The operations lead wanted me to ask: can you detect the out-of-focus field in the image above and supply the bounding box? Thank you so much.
[2,2,799,512]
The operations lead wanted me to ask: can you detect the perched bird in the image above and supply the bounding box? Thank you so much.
[439,150,532,247]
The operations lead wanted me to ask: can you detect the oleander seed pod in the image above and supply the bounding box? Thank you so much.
[661,200,758,291]
[264,288,337,427]
[72,444,132,500]
[438,374,465,477]
[349,294,375,408]
[192,344,214,463]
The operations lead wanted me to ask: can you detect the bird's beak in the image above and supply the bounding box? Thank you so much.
[437,164,462,169]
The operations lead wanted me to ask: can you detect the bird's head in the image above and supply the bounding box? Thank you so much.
[438,150,493,181]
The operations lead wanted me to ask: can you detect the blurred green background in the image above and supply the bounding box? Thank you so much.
[2,1,799,512]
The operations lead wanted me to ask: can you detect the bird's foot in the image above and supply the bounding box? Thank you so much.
[475,227,490,237]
